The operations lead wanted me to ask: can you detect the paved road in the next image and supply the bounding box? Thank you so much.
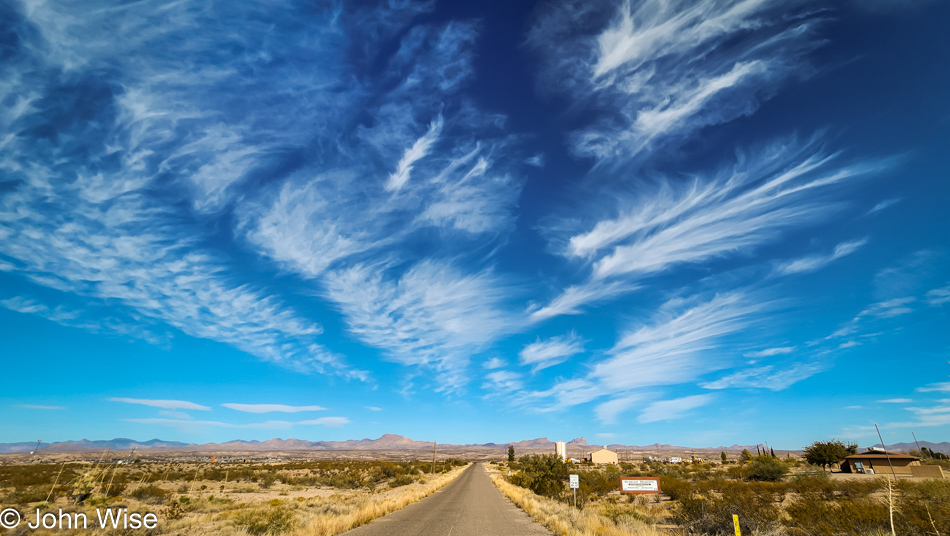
[342,463,552,536]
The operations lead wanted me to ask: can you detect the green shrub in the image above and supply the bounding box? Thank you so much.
[674,480,781,535]
[896,479,950,535]
[746,455,789,482]
[784,492,888,536]
[388,475,414,488]
[129,484,170,504]
[234,501,297,535]
[511,454,567,501]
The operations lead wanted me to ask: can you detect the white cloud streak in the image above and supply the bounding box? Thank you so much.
[535,139,882,321]
[221,404,328,414]
[700,361,826,390]
[110,398,211,411]
[125,416,349,430]
[745,346,795,358]
[529,0,822,162]
[868,198,901,215]
[917,383,950,393]
[522,292,766,420]
[638,394,714,423]
[519,332,585,372]
[775,238,868,275]
[387,115,444,191]
[323,260,521,392]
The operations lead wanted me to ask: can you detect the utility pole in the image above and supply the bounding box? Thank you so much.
[432,441,437,474]
[912,432,924,458]
[30,439,42,463]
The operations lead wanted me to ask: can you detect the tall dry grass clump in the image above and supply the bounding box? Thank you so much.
[490,474,659,536]
[291,464,469,536]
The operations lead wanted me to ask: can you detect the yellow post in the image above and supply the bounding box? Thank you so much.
[733,514,741,536]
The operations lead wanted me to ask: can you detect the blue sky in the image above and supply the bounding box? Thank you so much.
[1,0,948,450]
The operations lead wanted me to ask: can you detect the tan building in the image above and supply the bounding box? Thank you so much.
[555,441,567,461]
[840,453,920,475]
[587,447,618,465]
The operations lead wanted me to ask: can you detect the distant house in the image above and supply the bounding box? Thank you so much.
[840,452,921,475]
[587,448,618,465]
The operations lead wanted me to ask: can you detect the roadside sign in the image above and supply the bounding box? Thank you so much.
[569,474,579,489]
[619,477,661,494]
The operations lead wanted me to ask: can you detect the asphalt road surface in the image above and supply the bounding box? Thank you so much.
[342,463,552,536]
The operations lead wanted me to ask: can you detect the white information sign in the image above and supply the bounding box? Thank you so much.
[621,479,659,493]
[569,474,579,489]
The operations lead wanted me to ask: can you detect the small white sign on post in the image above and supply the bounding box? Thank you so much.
[569,474,579,513]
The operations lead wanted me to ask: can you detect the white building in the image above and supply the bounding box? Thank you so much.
[555,441,567,461]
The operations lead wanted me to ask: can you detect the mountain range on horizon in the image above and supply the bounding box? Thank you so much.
[2,434,947,455]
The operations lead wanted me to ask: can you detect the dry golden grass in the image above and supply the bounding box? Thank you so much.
[0,463,469,536]
[489,473,662,536]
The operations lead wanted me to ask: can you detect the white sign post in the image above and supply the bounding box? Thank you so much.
[569,474,579,511]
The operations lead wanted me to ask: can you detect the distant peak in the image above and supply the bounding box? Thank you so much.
[568,437,589,445]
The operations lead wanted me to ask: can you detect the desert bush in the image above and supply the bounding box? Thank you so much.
[388,475,414,488]
[784,492,889,536]
[746,455,789,482]
[129,484,170,504]
[896,479,950,535]
[659,476,693,501]
[8,486,47,504]
[789,475,836,499]
[674,480,781,535]
[235,500,297,535]
[259,473,277,489]
[511,454,567,502]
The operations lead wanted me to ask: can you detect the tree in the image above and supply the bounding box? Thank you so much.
[770,447,776,458]
[803,440,852,471]
[508,445,515,462]
[721,451,728,463]
[511,454,567,500]
[747,455,789,481]
[740,449,753,463]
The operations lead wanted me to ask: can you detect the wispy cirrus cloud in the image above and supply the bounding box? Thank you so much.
[774,238,868,276]
[926,285,950,306]
[0,0,371,381]
[701,360,826,391]
[868,198,901,215]
[323,260,522,392]
[528,0,823,163]
[745,346,795,359]
[110,398,211,411]
[483,357,506,370]
[221,404,327,414]
[522,292,768,422]
[387,115,444,192]
[536,138,883,320]
[878,398,912,404]
[125,416,349,430]
[482,370,525,393]
[638,394,715,423]
[519,332,585,372]
[0,296,168,346]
